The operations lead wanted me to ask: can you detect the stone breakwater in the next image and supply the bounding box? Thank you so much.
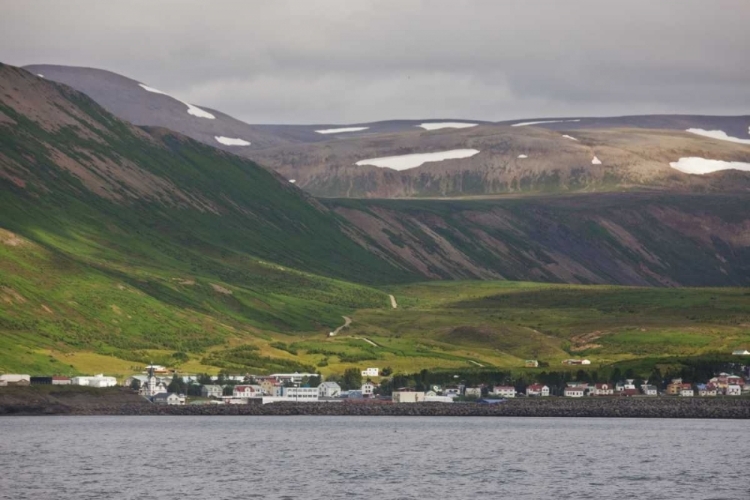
[3,396,750,419]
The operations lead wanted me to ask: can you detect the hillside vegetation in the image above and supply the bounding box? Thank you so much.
[1,63,749,378]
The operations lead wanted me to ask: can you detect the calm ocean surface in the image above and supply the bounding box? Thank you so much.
[0,416,748,499]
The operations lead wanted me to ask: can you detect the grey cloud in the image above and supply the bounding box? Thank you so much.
[1,0,749,123]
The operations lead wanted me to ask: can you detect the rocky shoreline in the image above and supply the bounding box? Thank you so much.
[2,390,749,419]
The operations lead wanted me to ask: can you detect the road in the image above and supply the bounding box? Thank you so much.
[328,316,352,336]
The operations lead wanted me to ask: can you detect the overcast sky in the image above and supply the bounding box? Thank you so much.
[2,0,749,124]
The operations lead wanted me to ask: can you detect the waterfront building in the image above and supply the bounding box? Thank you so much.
[526,384,550,397]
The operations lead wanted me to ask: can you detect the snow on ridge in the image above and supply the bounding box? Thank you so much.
[315,127,369,134]
[215,136,251,146]
[512,119,581,127]
[592,156,602,165]
[686,128,750,145]
[37,74,44,78]
[138,83,216,120]
[518,154,528,159]
[289,179,296,183]
[669,157,750,175]
[355,149,480,171]
[418,122,477,131]
[562,135,579,141]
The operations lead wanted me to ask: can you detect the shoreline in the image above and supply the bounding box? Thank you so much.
[2,390,749,419]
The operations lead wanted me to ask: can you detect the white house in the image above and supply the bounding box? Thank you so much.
[442,387,461,398]
[680,384,694,397]
[201,384,224,398]
[361,381,376,398]
[526,384,550,397]
[593,383,614,396]
[269,373,317,384]
[491,386,516,398]
[361,368,379,378]
[392,391,425,403]
[233,385,263,398]
[697,384,717,397]
[564,383,586,397]
[641,385,658,396]
[152,393,184,405]
[726,384,742,396]
[0,374,30,386]
[71,374,117,388]
[615,380,636,392]
[731,349,750,356]
[281,386,319,400]
[318,381,341,398]
[464,387,482,399]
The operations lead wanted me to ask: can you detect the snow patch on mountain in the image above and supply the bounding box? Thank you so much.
[315,127,369,134]
[37,74,44,78]
[592,156,602,165]
[669,157,750,175]
[562,135,579,141]
[215,136,251,146]
[138,83,216,119]
[355,149,480,171]
[518,154,528,159]
[418,122,477,131]
[512,119,581,127]
[686,128,750,145]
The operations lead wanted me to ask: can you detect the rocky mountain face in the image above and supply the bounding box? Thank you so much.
[24,64,750,199]
[327,194,750,286]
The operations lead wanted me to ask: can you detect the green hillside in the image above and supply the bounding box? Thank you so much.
[1,63,749,378]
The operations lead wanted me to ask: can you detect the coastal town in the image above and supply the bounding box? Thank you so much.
[2,359,749,406]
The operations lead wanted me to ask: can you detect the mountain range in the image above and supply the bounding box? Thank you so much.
[2,62,750,376]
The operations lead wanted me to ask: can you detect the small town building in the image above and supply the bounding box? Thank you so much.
[491,386,516,398]
[464,387,482,399]
[680,384,694,397]
[30,376,53,385]
[281,386,319,400]
[615,380,636,392]
[152,393,184,405]
[392,391,425,403]
[697,384,717,397]
[641,385,658,396]
[233,385,263,399]
[526,384,550,397]
[666,378,683,395]
[318,381,341,398]
[269,372,317,384]
[593,383,614,396]
[0,374,31,386]
[52,376,71,385]
[731,349,750,356]
[71,374,117,388]
[361,381,376,398]
[524,360,539,368]
[361,368,380,378]
[564,384,586,398]
[442,387,461,398]
[726,384,742,396]
[201,384,224,398]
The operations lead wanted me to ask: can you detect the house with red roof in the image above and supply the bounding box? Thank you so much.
[526,384,550,397]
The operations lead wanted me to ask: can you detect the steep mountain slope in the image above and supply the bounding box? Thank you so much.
[24,64,488,149]
[0,62,422,372]
[328,193,750,286]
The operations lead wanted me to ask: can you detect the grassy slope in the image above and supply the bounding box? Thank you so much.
[0,65,408,374]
